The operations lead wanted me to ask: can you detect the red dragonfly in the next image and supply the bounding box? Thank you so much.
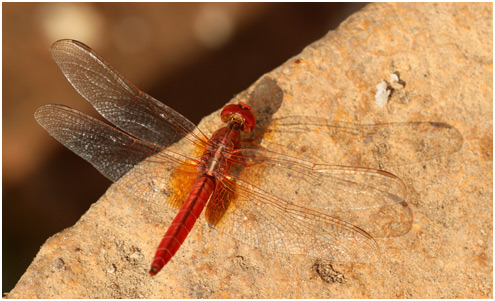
[35,39,460,276]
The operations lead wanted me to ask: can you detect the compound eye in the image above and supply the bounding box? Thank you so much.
[220,102,256,133]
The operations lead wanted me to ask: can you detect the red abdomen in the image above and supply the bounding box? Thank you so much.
[149,175,216,276]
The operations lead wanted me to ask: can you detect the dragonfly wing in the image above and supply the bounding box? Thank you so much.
[234,149,412,238]
[261,118,463,167]
[212,174,380,263]
[230,149,408,209]
[50,39,207,149]
[208,148,411,261]
[35,104,191,182]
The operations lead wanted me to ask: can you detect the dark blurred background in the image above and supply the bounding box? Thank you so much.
[2,2,366,292]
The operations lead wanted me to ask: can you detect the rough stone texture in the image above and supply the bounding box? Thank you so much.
[7,3,492,298]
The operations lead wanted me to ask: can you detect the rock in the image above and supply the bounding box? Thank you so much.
[7,2,491,298]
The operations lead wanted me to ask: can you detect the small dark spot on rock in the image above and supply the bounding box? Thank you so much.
[234,255,249,270]
[363,135,373,144]
[392,71,406,87]
[55,258,65,270]
[429,122,450,129]
[312,260,346,284]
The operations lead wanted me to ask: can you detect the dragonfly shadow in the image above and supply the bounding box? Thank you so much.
[239,76,284,149]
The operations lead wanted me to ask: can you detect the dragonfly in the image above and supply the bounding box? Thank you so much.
[35,39,461,276]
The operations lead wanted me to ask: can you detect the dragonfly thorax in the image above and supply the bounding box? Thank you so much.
[200,126,240,178]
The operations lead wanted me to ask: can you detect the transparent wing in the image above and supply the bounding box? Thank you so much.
[50,39,207,149]
[259,118,463,167]
[214,179,380,263]
[34,104,195,182]
[205,149,411,263]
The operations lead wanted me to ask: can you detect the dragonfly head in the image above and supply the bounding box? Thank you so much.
[221,102,256,133]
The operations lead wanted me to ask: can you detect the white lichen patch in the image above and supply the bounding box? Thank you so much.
[375,80,391,107]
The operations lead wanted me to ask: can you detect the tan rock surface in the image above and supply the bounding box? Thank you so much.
[7,2,492,298]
